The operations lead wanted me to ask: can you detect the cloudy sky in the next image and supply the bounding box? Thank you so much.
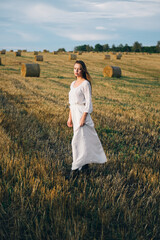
[0,0,160,51]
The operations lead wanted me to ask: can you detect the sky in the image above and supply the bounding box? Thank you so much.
[0,0,160,51]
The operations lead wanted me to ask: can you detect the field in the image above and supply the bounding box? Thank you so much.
[0,51,160,240]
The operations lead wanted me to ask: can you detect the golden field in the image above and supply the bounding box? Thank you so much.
[0,51,160,240]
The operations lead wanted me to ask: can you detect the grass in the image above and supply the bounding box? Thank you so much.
[0,51,160,239]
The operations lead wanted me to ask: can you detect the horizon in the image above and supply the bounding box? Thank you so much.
[1,41,159,52]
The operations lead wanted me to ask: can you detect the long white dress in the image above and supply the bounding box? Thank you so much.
[69,80,107,170]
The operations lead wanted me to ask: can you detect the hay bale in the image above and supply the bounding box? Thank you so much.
[34,55,43,62]
[115,53,122,60]
[21,63,40,77]
[104,55,111,60]
[15,51,21,56]
[103,66,121,78]
[34,51,38,55]
[69,54,77,60]
[0,49,6,54]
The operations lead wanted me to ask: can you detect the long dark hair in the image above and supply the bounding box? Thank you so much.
[74,60,92,88]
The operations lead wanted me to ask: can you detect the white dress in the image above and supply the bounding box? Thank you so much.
[69,80,107,170]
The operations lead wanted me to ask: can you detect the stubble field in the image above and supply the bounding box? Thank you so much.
[0,51,160,240]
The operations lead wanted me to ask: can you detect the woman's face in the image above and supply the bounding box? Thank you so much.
[74,63,83,78]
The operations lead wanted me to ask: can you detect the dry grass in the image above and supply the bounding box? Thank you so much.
[0,51,160,240]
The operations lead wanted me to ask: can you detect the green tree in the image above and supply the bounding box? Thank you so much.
[117,44,124,52]
[103,44,109,52]
[123,44,131,52]
[86,45,94,52]
[111,44,116,52]
[57,48,66,52]
[94,43,103,52]
[132,41,142,52]
[74,44,93,52]
[156,41,160,53]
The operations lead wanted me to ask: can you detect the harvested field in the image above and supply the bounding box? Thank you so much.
[0,51,160,240]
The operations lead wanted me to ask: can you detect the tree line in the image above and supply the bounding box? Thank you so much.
[73,41,160,53]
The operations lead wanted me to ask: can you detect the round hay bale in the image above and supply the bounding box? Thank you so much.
[34,55,43,61]
[21,63,40,77]
[104,54,111,60]
[103,66,121,78]
[115,53,122,60]
[34,51,38,55]
[69,54,77,60]
[15,51,21,56]
[0,49,6,54]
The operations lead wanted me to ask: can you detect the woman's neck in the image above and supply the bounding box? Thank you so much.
[76,77,84,81]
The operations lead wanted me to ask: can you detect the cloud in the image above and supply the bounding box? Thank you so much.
[54,29,118,41]
[25,4,69,24]
[7,29,40,42]
[92,1,159,18]
[16,31,40,42]
[18,1,159,42]
[1,1,160,27]
[26,1,160,23]
[73,0,160,18]
[0,0,159,49]
[96,26,107,30]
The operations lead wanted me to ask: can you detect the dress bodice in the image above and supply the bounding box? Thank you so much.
[69,80,93,113]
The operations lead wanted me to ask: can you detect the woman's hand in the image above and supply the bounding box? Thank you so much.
[80,112,87,127]
[80,118,85,127]
[67,110,73,127]
[67,118,73,127]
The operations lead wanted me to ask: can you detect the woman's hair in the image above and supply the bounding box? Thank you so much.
[74,60,92,87]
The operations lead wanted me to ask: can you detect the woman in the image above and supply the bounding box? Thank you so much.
[67,60,107,177]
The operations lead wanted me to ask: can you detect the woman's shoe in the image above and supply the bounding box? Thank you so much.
[69,169,79,180]
[81,164,90,174]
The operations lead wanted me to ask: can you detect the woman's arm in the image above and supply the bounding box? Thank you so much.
[80,81,92,127]
[80,112,87,126]
[67,109,73,127]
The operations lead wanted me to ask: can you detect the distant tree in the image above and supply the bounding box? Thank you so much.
[142,46,155,53]
[57,48,66,52]
[74,41,159,54]
[86,45,94,52]
[132,41,142,52]
[103,44,110,52]
[74,44,93,52]
[123,44,131,52]
[156,41,160,53]
[111,44,116,52]
[94,44,103,52]
[117,44,124,52]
